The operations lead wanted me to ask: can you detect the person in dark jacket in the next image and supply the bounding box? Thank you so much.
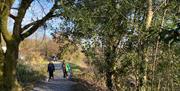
[62,60,67,78]
[48,61,55,80]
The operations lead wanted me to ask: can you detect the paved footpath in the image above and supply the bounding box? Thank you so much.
[32,62,77,91]
[32,77,77,91]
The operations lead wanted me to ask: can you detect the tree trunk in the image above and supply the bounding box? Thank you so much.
[106,70,113,91]
[105,49,115,91]
[3,41,21,91]
[0,36,4,88]
[141,0,153,90]
[145,0,153,30]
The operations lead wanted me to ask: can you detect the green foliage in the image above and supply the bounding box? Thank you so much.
[159,23,180,44]
[53,0,180,90]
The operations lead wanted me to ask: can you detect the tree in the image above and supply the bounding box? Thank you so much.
[0,0,62,90]
[58,0,180,91]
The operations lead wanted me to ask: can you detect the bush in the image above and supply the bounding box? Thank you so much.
[16,63,46,85]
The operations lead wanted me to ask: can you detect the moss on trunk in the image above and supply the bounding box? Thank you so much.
[2,41,22,91]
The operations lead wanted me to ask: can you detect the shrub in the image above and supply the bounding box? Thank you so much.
[16,63,46,85]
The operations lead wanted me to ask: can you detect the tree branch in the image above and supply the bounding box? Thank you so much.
[21,3,61,40]
[11,7,18,10]
[13,0,33,38]
[145,0,153,30]
[9,14,16,20]
[21,21,39,32]
[0,0,15,42]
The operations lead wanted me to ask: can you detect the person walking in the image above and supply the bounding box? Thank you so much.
[62,60,67,78]
[66,63,72,80]
[47,61,55,81]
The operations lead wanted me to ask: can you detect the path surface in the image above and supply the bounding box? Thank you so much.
[32,62,77,91]
[32,78,77,91]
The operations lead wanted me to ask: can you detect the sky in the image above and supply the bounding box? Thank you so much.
[8,0,63,39]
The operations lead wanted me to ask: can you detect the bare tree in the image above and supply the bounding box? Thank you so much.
[0,0,62,90]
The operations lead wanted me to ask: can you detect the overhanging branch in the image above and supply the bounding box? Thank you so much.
[21,20,40,32]
[20,2,62,40]
[13,0,33,37]
[9,14,16,20]
[21,13,62,32]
